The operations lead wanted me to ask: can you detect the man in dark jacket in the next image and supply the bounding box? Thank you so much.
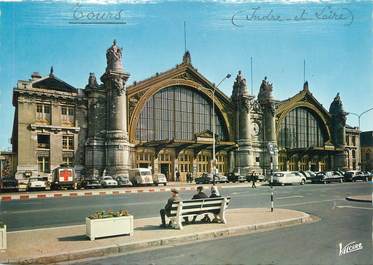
[192,186,208,199]
[185,186,210,223]
[160,189,179,228]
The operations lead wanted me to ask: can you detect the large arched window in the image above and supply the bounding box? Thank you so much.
[136,86,228,142]
[278,107,325,149]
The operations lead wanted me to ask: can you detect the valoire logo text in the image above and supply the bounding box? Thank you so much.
[339,241,363,256]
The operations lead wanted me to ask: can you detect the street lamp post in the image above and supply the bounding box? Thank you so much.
[348,107,373,129]
[211,74,231,185]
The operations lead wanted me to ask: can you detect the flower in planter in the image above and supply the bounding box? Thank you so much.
[88,209,130,219]
[0,222,4,229]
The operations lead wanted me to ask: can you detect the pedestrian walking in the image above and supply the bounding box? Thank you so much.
[175,169,180,182]
[251,172,257,188]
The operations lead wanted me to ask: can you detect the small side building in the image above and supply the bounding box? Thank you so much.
[345,125,361,171]
[361,131,373,171]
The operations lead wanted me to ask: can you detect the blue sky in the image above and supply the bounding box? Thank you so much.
[0,0,372,150]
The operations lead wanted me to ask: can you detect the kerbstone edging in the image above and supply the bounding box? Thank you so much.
[12,213,314,265]
[346,195,372,203]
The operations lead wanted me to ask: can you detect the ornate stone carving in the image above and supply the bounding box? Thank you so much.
[182,51,191,64]
[128,91,146,120]
[258,77,273,104]
[173,71,200,83]
[258,77,275,116]
[106,40,124,72]
[251,99,263,114]
[329,92,347,126]
[86,73,98,89]
[113,78,125,95]
[232,70,249,100]
[241,97,251,113]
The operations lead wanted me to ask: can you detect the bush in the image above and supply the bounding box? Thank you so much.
[88,209,129,219]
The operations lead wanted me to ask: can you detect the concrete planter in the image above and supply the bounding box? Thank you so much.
[86,215,133,241]
[0,225,7,250]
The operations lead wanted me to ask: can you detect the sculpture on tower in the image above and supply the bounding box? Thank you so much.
[258,77,275,115]
[106,40,124,72]
[86,73,98,89]
[329,93,347,148]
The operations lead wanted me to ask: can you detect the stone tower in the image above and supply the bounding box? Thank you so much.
[258,77,278,173]
[101,40,131,176]
[329,93,347,169]
[85,73,106,177]
[231,71,253,175]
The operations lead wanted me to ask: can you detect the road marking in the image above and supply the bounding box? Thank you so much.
[277,195,304,200]
[336,205,373,210]
[1,200,161,215]
[279,198,345,207]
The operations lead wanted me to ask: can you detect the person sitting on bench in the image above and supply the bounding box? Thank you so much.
[209,185,221,222]
[184,186,210,223]
[160,188,179,228]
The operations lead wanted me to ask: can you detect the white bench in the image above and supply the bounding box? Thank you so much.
[167,196,231,230]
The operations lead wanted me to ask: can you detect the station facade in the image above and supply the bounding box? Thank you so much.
[11,41,360,181]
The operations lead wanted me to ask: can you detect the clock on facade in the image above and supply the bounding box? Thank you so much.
[252,122,260,136]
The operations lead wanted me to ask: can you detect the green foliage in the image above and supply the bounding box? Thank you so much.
[88,209,129,219]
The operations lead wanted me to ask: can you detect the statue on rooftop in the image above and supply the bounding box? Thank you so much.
[106,40,124,72]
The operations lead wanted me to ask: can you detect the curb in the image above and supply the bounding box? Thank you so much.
[346,196,372,203]
[0,183,260,202]
[9,213,314,265]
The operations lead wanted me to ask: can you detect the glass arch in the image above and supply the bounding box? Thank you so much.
[136,86,228,142]
[278,107,326,149]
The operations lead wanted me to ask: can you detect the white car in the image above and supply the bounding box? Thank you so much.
[100,176,118,188]
[271,171,306,186]
[27,177,47,190]
[152,173,167,186]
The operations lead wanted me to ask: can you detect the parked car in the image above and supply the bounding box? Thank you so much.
[227,173,246,183]
[313,171,344,184]
[215,174,228,183]
[271,171,306,186]
[195,173,213,184]
[351,171,371,182]
[300,170,316,182]
[79,177,102,189]
[27,177,47,191]
[0,176,18,192]
[100,176,118,188]
[116,175,133,187]
[152,173,167,186]
[246,173,265,182]
[343,170,359,182]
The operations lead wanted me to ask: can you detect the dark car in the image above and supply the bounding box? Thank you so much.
[228,173,246,183]
[300,171,316,182]
[116,175,133,187]
[79,177,102,189]
[0,177,18,192]
[246,173,265,183]
[195,173,213,184]
[313,171,344,184]
[344,171,359,182]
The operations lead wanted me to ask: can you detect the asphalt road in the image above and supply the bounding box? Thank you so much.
[0,182,370,231]
[66,182,371,265]
[1,182,372,265]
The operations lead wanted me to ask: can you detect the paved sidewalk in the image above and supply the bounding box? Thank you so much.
[346,194,372,203]
[0,208,313,264]
[0,182,264,202]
